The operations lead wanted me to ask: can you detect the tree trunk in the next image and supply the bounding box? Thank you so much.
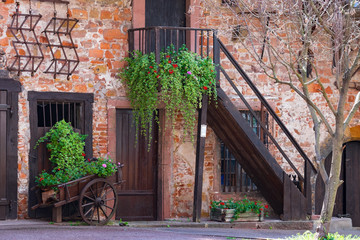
[315,133,343,238]
[316,87,347,238]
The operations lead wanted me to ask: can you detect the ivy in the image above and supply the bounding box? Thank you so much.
[120,45,217,145]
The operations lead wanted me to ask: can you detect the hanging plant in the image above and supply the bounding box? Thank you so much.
[120,45,217,145]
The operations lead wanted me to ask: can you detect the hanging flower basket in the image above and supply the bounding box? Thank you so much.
[120,45,217,146]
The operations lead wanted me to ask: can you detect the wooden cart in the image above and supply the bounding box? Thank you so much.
[31,165,124,226]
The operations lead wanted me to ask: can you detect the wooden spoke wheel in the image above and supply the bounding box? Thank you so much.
[79,178,118,226]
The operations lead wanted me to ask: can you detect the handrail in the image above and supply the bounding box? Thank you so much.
[127,26,317,192]
[128,27,215,62]
[217,38,316,173]
[219,67,305,181]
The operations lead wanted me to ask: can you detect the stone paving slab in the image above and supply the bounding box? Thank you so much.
[0,218,359,240]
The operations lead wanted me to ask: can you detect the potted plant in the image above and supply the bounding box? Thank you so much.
[210,198,268,222]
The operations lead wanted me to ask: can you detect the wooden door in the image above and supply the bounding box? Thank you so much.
[145,0,186,52]
[315,141,360,227]
[0,88,19,220]
[0,91,7,220]
[0,75,21,220]
[345,141,360,227]
[145,0,186,27]
[115,110,158,221]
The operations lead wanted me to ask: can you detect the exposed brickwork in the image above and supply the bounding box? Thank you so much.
[0,0,131,218]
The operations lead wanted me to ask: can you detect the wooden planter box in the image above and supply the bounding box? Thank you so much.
[210,208,264,222]
[38,175,96,205]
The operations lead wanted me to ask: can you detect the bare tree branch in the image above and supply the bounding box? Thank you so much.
[344,91,360,127]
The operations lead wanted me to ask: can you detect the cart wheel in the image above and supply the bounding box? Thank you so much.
[79,178,118,226]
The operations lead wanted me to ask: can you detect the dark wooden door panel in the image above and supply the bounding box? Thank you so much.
[315,141,360,227]
[345,141,360,227]
[145,0,186,52]
[0,75,21,220]
[115,110,158,221]
[315,152,344,215]
[0,91,7,220]
[145,0,186,27]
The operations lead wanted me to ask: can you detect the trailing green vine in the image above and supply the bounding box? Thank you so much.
[120,45,217,145]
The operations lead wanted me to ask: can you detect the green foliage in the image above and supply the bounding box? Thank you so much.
[35,169,73,188]
[286,231,360,240]
[120,45,217,144]
[84,156,118,178]
[35,120,87,172]
[118,218,129,226]
[210,197,269,220]
[34,120,118,188]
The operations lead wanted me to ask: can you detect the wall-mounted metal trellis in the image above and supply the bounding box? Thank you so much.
[43,11,79,79]
[8,2,44,76]
[7,0,79,79]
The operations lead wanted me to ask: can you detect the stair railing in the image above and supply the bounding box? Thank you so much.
[127,26,316,198]
[215,37,316,196]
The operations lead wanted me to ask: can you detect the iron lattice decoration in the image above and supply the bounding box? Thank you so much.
[8,0,79,79]
[43,14,79,79]
[8,3,44,76]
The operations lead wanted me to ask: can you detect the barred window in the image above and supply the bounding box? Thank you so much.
[37,101,83,130]
[221,110,268,193]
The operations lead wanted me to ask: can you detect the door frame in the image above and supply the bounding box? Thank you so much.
[0,71,21,220]
[27,91,94,218]
[107,99,172,220]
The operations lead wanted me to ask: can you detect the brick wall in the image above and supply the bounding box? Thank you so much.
[1,0,131,218]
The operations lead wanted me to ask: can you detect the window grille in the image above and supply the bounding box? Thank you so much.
[37,101,83,130]
[220,110,268,193]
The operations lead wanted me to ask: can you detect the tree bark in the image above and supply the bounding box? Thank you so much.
[316,78,349,238]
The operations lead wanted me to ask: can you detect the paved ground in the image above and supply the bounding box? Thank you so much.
[0,219,359,240]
